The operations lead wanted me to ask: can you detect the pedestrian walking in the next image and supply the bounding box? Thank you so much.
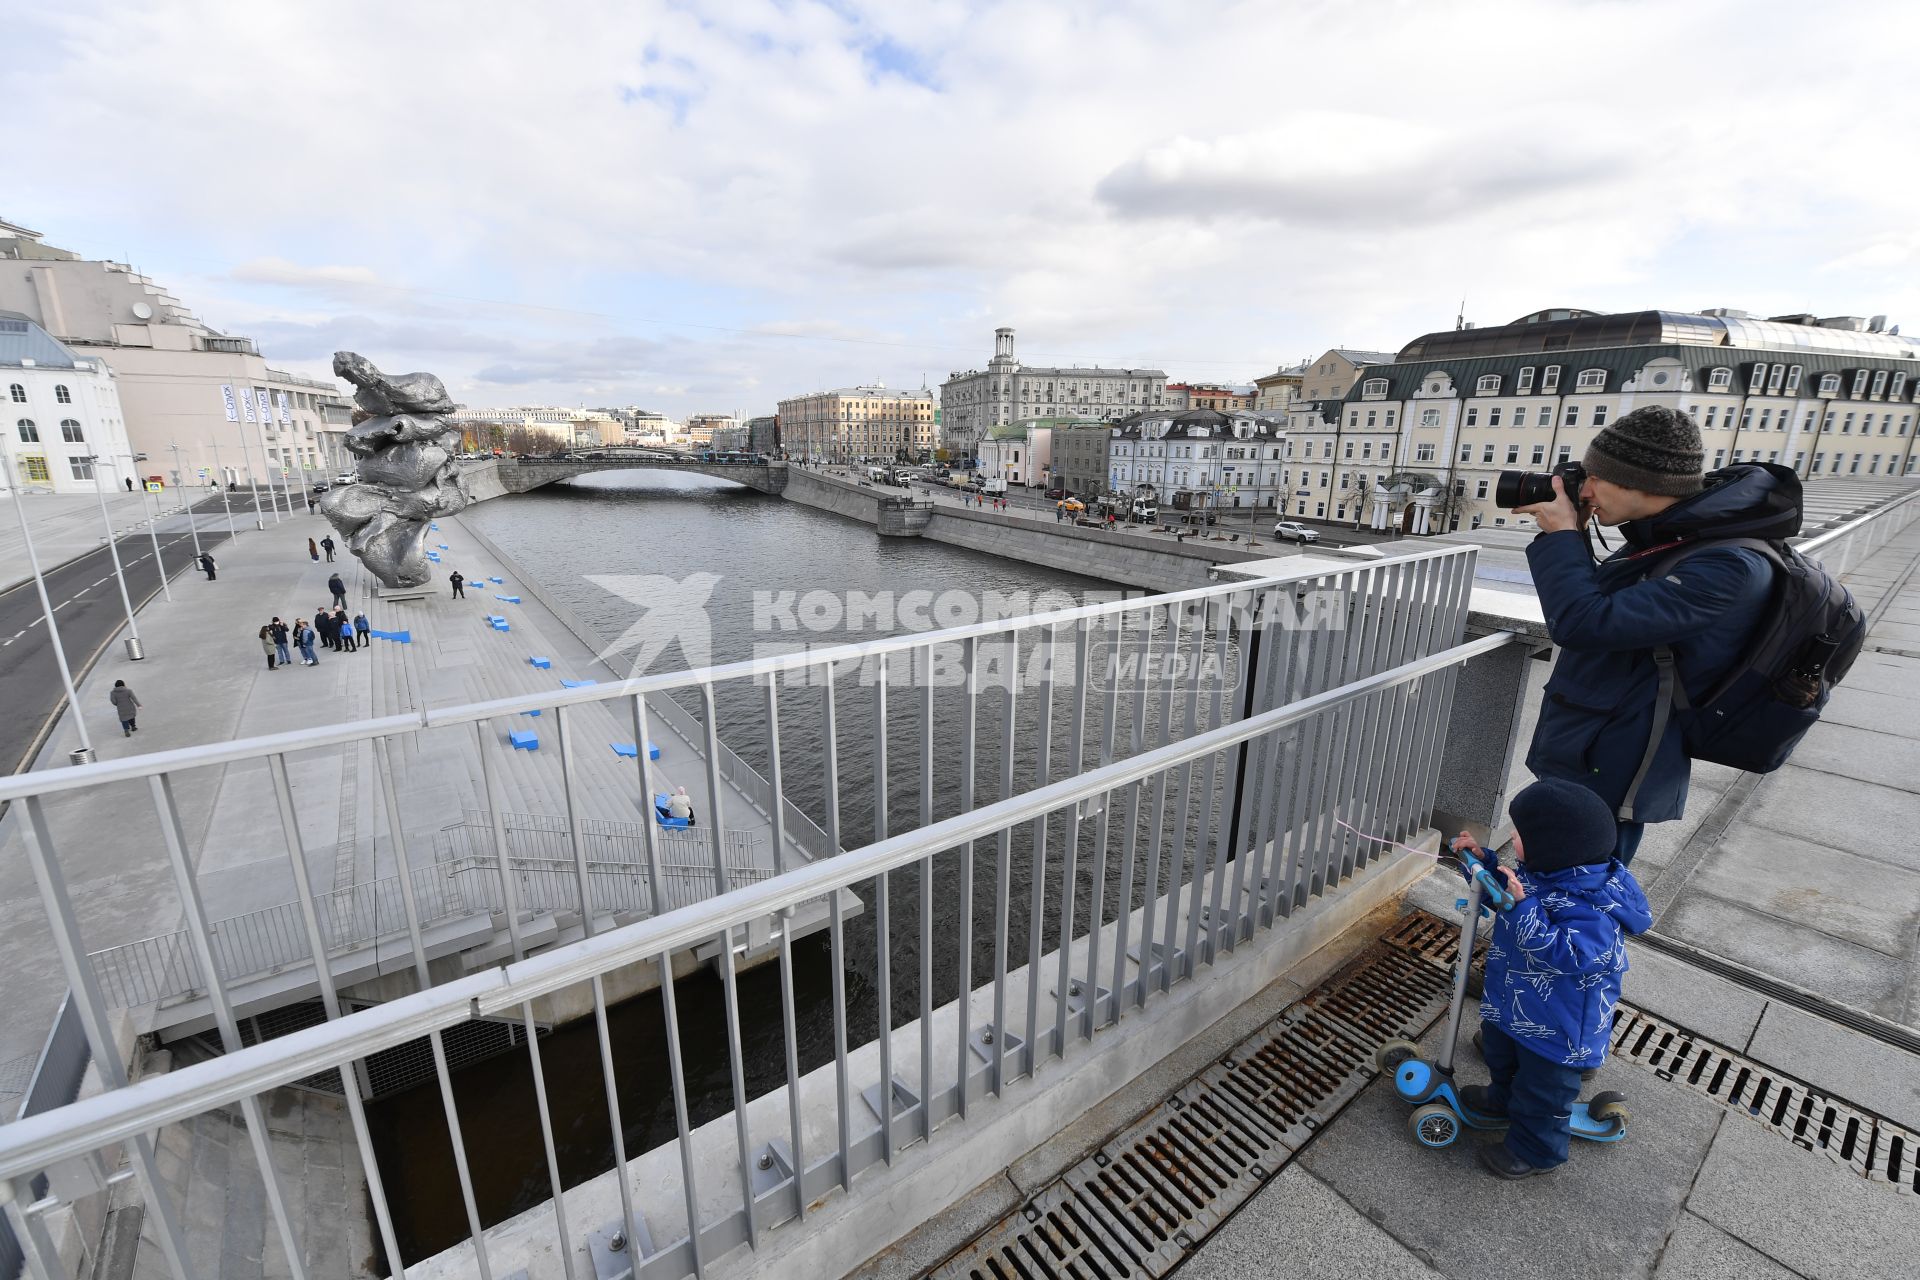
[334,608,357,652]
[327,573,347,609]
[296,619,319,665]
[110,680,141,736]
[353,611,370,648]
[450,570,466,599]
[124,476,134,493]
[308,537,320,562]
[306,494,317,514]
[198,551,217,580]
[270,617,291,667]
[320,535,336,563]
[259,624,277,670]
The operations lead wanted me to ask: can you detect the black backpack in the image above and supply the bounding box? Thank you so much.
[1618,535,1865,817]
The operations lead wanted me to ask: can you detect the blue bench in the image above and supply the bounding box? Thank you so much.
[528,656,552,669]
[495,594,521,604]
[652,792,690,828]
[489,576,504,584]
[610,741,661,760]
[508,730,539,751]
[367,628,411,643]
[560,678,597,689]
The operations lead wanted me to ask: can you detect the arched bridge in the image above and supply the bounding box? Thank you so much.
[460,455,788,501]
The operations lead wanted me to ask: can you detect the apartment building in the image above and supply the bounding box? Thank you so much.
[940,328,1166,455]
[2,311,135,495]
[1109,408,1286,512]
[775,385,936,461]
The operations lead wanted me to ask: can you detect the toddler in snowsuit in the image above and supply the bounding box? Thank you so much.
[1454,778,1651,1179]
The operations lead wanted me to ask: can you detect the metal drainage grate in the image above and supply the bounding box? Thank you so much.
[931,941,1428,1279]
[1379,910,1471,970]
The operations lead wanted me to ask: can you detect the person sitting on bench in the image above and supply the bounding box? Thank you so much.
[667,786,697,826]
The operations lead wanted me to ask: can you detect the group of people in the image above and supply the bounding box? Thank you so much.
[307,535,337,562]
[1450,405,1797,1181]
[258,606,369,668]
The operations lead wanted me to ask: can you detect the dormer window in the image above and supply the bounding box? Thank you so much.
[1784,365,1802,394]
[1516,367,1535,394]
[1360,377,1388,398]
[1852,370,1870,396]
[1766,364,1785,395]
[1540,365,1561,392]
[1706,367,1732,391]
[1575,368,1606,391]
[1891,373,1909,400]
[1818,372,1842,396]
[1871,370,1889,398]
[1475,374,1501,394]
[1749,364,1769,393]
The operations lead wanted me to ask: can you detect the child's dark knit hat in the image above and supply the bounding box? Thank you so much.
[1508,779,1618,875]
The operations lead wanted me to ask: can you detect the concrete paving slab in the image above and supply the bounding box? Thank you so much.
[1652,1211,1802,1279]
[1618,944,1768,1051]
[1780,721,1920,794]
[1837,652,1920,702]
[1180,1164,1443,1278]
[1742,1002,1920,1130]
[1299,1020,1724,1280]
[1741,765,1920,876]
[1687,822,1920,958]
[1685,1111,1920,1280]
[1656,892,1908,1022]
[1817,686,1920,737]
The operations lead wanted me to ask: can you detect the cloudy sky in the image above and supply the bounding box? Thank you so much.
[7,0,1916,418]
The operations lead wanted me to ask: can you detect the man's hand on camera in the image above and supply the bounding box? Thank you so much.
[1516,475,1583,533]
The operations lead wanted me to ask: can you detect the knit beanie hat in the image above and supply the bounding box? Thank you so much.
[1508,779,1618,875]
[1582,405,1704,497]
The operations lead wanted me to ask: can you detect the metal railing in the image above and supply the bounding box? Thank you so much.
[1,993,89,1280]
[1795,480,1920,585]
[439,810,767,875]
[0,545,1486,1280]
[86,864,471,1009]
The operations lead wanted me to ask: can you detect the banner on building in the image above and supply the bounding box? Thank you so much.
[220,384,240,423]
[255,389,273,422]
[240,386,256,423]
[276,391,291,424]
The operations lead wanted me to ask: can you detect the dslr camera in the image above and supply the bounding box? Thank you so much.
[1494,460,1586,509]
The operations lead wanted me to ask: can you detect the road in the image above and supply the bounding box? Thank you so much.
[0,490,294,775]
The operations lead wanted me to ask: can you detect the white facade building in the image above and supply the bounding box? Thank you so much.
[940,329,1166,456]
[2,311,135,495]
[1107,409,1285,511]
[0,219,351,490]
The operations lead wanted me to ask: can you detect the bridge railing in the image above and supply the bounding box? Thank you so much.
[0,544,1487,1280]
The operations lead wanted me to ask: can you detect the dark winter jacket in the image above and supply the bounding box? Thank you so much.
[1525,464,1792,823]
[1477,855,1653,1067]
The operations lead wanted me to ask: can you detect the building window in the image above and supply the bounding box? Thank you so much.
[1564,405,1579,428]
[1576,369,1606,390]
[20,455,49,482]
[69,456,94,480]
[1385,410,1396,427]
[1488,408,1503,428]
[1531,444,1546,464]
[1871,370,1889,398]
[1592,406,1609,427]
[1415,442,1435,462]
[1421,408,1440,427]
[1713,449,1726,468]
[54,384,72,404]
[1811,454,1825,474]
[16,418,37,443]
[1817,373,1842,396]
[1740,408,1753,430]
[1557,444,1572,463]
[1361,377,1388,398]
[1891,373,1908,400]
[1476,375,1501,394]
[1475,479,1489,499]
[1842,413,1854,433]
[1785,365,1803,394]
[1766,364,1785,395]
[1852,370,1870,396]
[1517,367,1535,394]
[1482,444,1495,463]
[1541,366,1561,392]
[1749,364,1769,393]
[1459,442,1472,462]
[1704,406,1718,429]
[1362,442,1373,459]
[59,419,83,443]
[7,384,22,403]
[1505,444,1520,464]
[1465,408,1479,427]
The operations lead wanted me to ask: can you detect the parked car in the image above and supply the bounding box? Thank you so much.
[1045,487,1068,499]
[311,481,330,493]
[1273,520,1320,543]
[333,471,356,484]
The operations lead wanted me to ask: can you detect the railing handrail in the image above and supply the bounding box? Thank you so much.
[0,625,1514,1181]
[0,550,1473,804]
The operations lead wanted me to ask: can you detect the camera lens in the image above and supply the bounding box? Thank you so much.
[1494,471,1553,508]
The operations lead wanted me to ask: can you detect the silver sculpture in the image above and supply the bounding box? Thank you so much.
[319,352,470,589]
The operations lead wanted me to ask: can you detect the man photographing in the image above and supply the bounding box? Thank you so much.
[1511,406,1786,864]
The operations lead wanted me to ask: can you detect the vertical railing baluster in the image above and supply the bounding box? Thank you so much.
[990,628,1019,1096]
[1052,618,1088,1060]
[474,724,578,1279]
[822,667,853,1192]
[267,753,405,1277]
[760,678,808,1220]
[917,645,936,1145]
[1137,600,1184,1003]
[1109,606,1153,1024]
[1083,610,1122,1041]
[148,774,309,1280]
[872,653,894,1163]
[4,1174,61,1280]
[1022,623,1056,1076]
[1303,571,1368,898]
[1195,592,1241,971]
[549,709,643,1266]
[1168,599,1211,986]
[1333,567,1388,881]
[955,635,977,1115]
[1231,586,1285,947]
[17,797,193,1280]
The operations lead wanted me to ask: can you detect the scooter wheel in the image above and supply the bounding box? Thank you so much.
[1373,1038,1421,1073]
[1588,1091,1630,1128]
[1409,1103,1460,1148]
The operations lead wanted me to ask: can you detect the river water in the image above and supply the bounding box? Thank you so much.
[364,472,1251,1264]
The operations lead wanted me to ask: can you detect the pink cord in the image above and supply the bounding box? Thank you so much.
[1334,818,1449,862]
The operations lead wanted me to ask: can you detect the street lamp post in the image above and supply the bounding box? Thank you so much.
[167,442,204,563]
[83,454,146,660]
[124,453,173,602]
[0,453,95,762]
